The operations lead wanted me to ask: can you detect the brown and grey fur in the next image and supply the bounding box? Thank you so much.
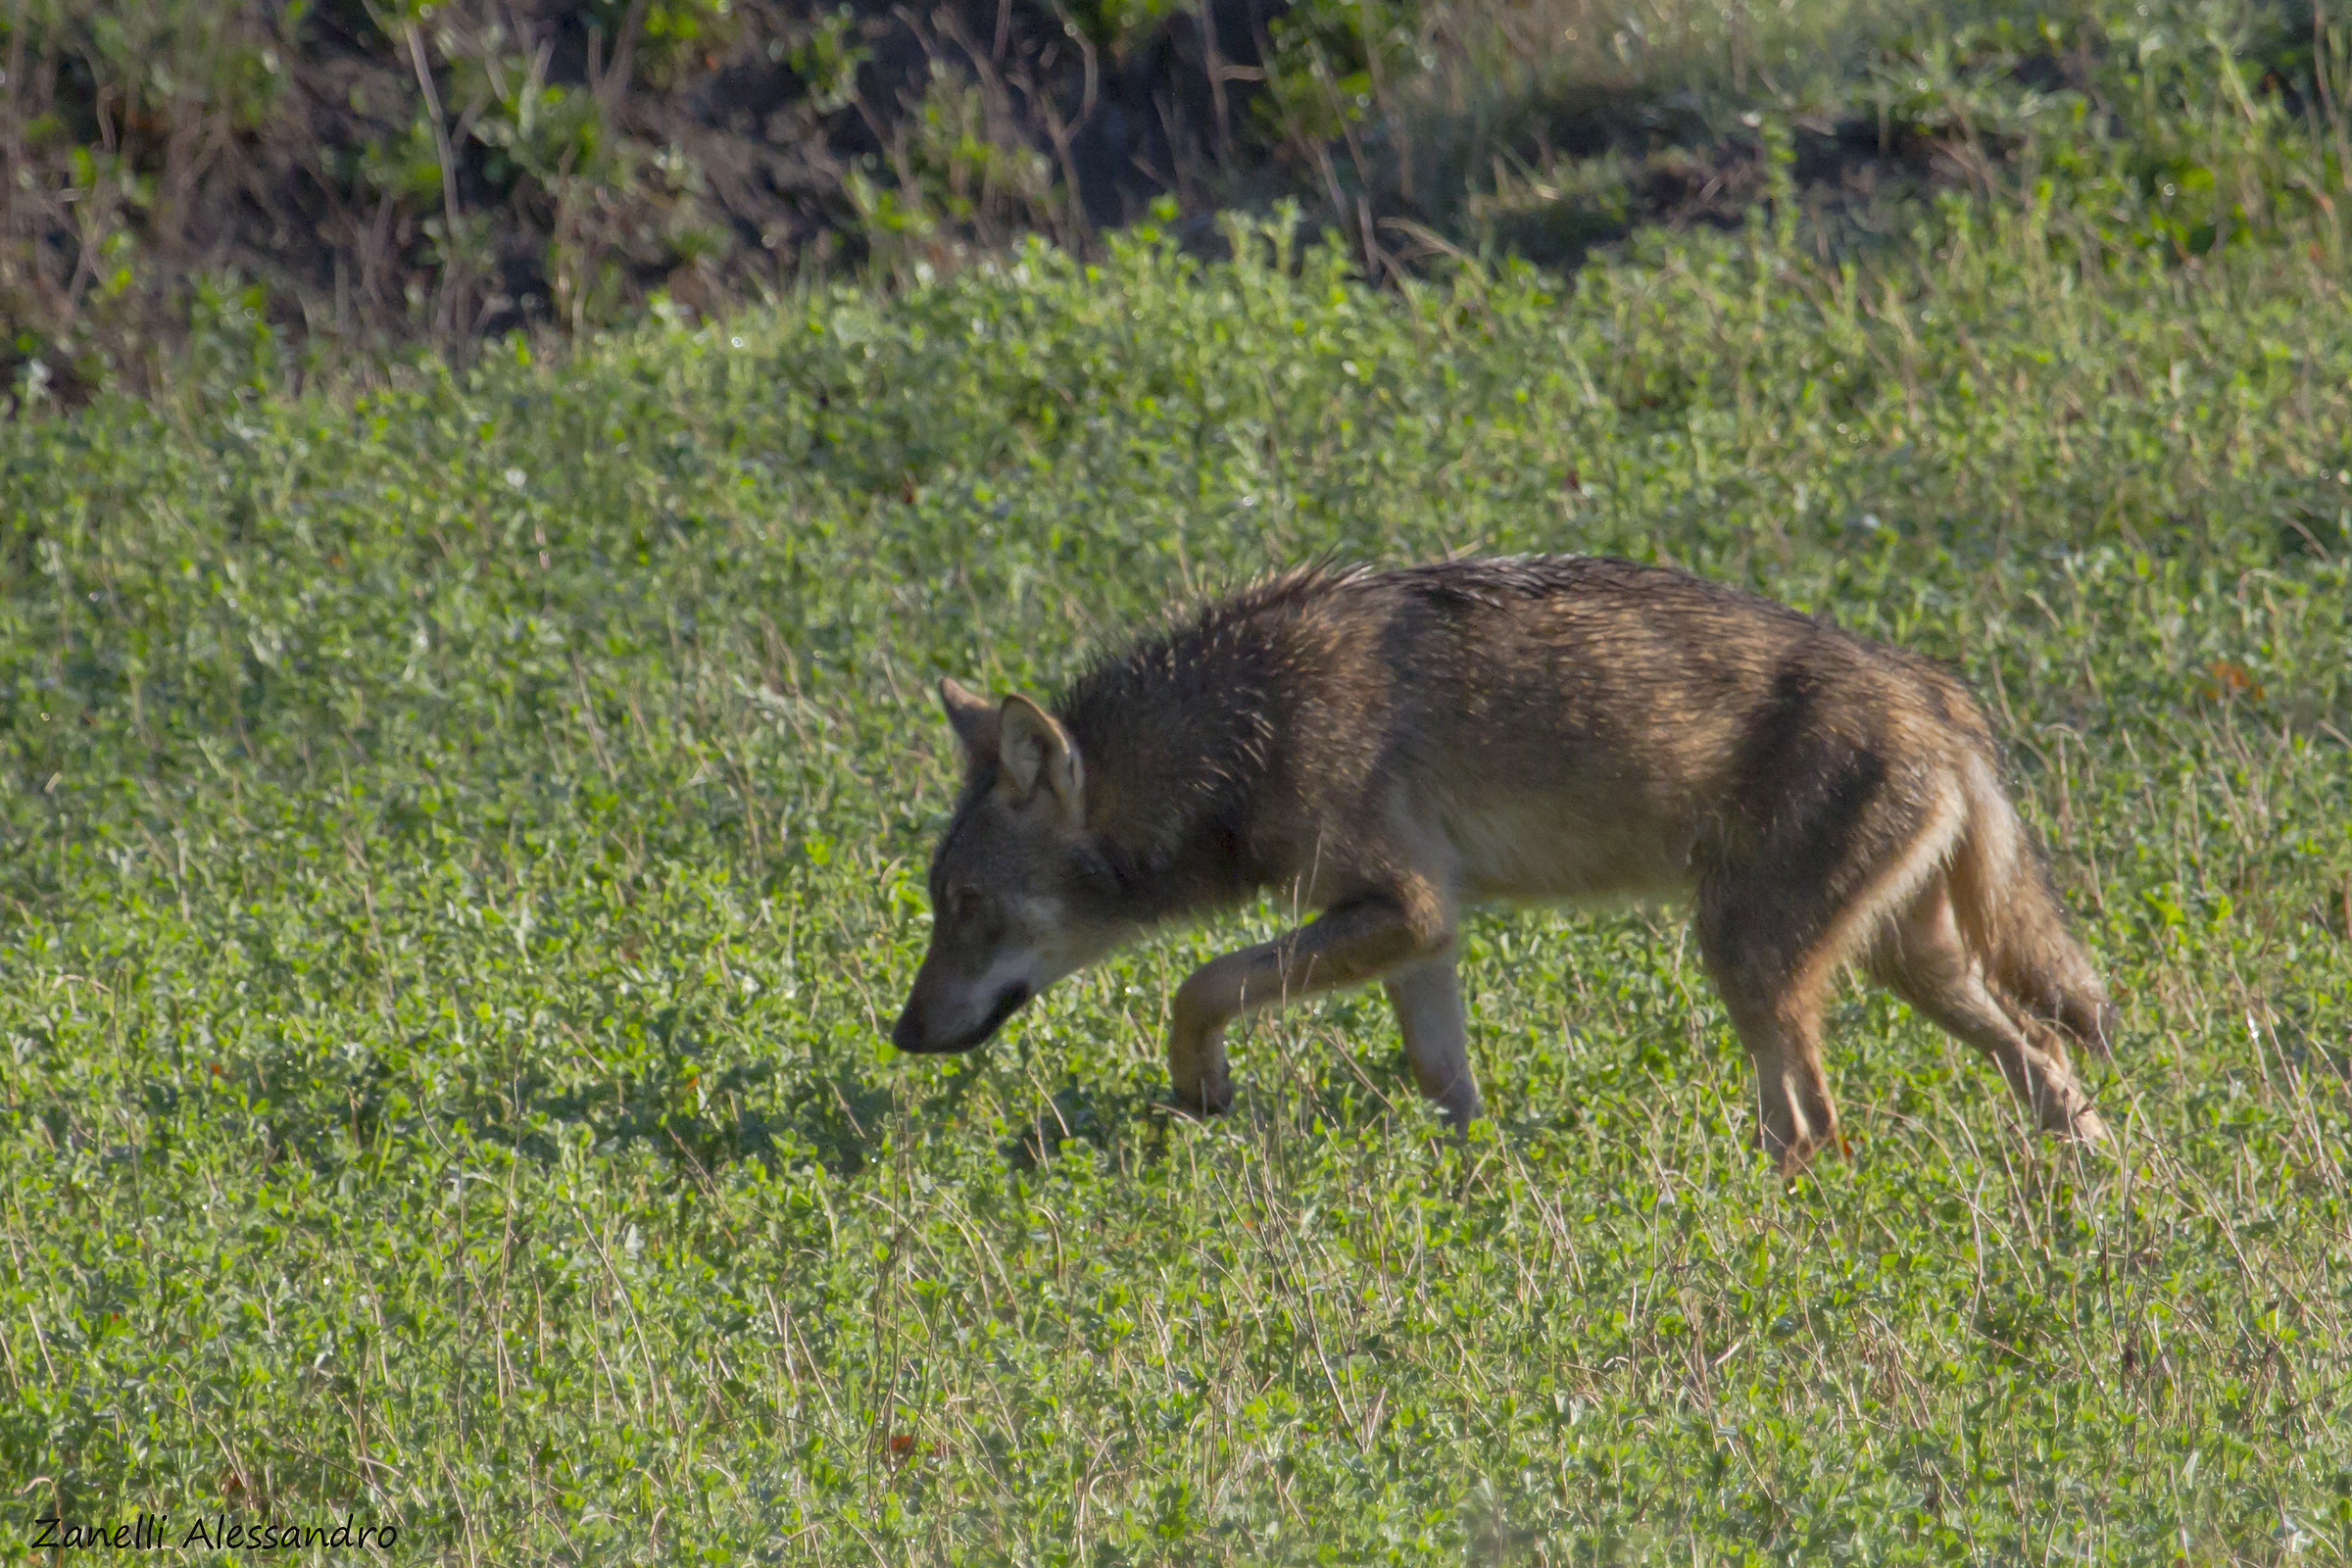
[892,556,2115,1173]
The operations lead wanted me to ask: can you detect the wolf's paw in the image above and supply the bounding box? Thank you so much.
[1164,1015,1233,1121]
[1163,1078,1234,1120]
[1762,1122,1842,1182]
[2056,1103,2113,1150]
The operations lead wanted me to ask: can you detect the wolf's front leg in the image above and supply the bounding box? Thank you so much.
[1165,1002,1237,1116]
[1165,894,1448,1117]
[1383,956,1482,1129]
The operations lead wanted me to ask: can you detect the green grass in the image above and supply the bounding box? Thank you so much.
[5,160,2352,1563]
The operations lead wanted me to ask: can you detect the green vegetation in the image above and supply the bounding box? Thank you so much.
[6,0,2352,1557]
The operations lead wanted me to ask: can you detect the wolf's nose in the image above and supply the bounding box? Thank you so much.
[890,1003,925,1054]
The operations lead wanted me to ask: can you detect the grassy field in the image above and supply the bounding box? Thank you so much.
[8,37,2352,1562]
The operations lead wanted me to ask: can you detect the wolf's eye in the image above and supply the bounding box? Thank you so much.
[945,886,984,921]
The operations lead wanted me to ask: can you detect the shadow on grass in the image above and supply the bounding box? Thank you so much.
[141,1005,1603,1188]
[518,1059,909,1178]
[1001,1079,1189,1171]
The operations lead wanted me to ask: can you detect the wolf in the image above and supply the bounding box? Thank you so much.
[890,557,2114,1173]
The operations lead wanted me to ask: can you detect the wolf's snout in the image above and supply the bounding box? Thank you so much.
[892,982,1033,1054]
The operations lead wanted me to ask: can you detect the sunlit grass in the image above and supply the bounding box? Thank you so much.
[4,93,2352,1565]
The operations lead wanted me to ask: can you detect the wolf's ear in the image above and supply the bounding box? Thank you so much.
[938,677,1001,764]
[998,694,1083,817]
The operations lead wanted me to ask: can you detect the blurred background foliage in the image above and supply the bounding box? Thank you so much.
[0,0,2348,400]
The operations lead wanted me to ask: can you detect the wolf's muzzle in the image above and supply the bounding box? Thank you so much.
[892,982,1034,1054]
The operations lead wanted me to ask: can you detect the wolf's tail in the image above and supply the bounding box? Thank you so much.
[1946,754,2116,1054]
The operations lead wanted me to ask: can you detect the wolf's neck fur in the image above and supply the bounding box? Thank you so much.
[1055,584,1303,923]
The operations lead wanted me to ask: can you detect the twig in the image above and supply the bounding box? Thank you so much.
[403,22,462,236]
[403,19,466,335]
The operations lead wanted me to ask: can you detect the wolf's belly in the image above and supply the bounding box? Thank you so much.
[1444,794,1695,906]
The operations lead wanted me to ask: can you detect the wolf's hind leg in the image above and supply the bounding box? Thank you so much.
[1693,881,1845,1175]
[1708,975,1840,1178]
[1166,891,1450,1117]
[1382,956,1481,1129]
[1698,767,1974,1176]
[1869,885,2108,1145]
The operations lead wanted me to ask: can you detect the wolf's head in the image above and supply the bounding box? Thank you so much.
[892,679,1130,1054]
